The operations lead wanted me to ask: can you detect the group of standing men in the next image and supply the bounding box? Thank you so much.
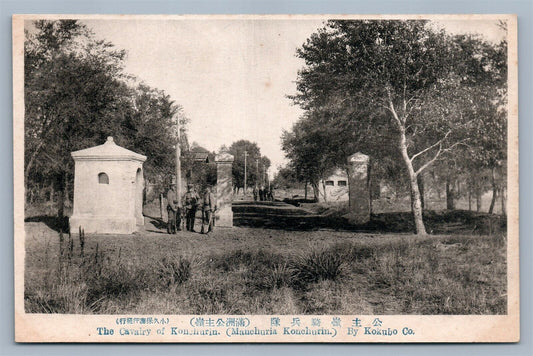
[166,183,215,235]
[252,186,275,202]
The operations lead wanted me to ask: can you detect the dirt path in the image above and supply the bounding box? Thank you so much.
[142,200,323,233]
[232,200,323,230]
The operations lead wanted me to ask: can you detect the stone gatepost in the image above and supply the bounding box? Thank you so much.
[215,151,234,227]
[347,152,371,224]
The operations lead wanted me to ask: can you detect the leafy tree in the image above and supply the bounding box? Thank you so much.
[24,20,189,216]
[462,39,507,214]
[425,36,507,213]
[273,165,302,190]
[25,20,131,216]
[228,140,261,192]
[258,156,271,188]
[281,114,336,200]
[125,83,189,192]
[289,20,506,234]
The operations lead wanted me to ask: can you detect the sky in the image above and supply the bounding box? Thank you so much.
[81,18,506,176]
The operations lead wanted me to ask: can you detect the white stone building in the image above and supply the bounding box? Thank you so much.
[318,168,349,202]
[69,137,147,234]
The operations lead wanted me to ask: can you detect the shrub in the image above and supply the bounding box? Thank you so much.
[84,262,145,310]
[187,278,229,314]
[249,262,293,291]
[341,243,374,262]
[25,267,90,313]
[290,248,345,288]
[210,249,283,272]
[269,262,293,288]
[157,257,191,288]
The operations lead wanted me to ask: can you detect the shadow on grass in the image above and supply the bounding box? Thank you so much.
[25,202,506,236]
[24,215,69,233]
[233,201,507,235]
[233,200,320,231]
[282,197,317,206]
[144,215,168,231]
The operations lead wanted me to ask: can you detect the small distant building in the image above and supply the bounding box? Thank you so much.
[69,137,147,234]
[315,153,372,224]
[186,146,211,163]
[318,168,349,202]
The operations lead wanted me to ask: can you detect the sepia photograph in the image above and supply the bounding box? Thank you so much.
[13,14,518,342]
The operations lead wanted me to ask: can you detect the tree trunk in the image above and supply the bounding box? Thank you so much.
[55,172,66,218]
[417,174,425,211]
[65,177,70,206]
[501,186,506,215]
[446,177,454,210]
[311,182,319,202]
[399,128,427,235]
[489,167,497,214]
[304,181,308,200]
[468,189,472,211]
[49,183,55,203]
[57,189,64,218]
[368,167,373,215]
[476,189,482,212]
[321,180,327,202]
[24,141,45,193]
[160,193,164,219]
[488,187,497,214]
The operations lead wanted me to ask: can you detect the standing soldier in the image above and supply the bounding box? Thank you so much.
[183,183,200,232]
[269,186,275,201]
[252,185,258,202]
[166,184,179,234]
[259,186,265,201]
[201,186,216,234]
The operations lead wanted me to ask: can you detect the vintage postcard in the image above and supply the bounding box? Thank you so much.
[13,14,519,342]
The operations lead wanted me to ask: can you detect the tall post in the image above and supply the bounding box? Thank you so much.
[347,152,371,224]
[175,117,182,206]
[244,150,247,196]
[215,151,234,227]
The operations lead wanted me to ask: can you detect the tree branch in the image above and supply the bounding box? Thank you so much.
[410,130,452,163]
[402,79,407,114]
[403,95,421,121]
[414,139,469,176]
[415,144,442,176]
[41,150,64,169]
[385,88,403,128]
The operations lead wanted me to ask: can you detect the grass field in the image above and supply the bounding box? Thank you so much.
[24,201,507,315]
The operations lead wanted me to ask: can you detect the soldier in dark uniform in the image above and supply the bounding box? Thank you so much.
[166,184,178,234]
[201,186,216,234]
[268,186,275,201]
[183,184,200,232]
[252,185,258,202]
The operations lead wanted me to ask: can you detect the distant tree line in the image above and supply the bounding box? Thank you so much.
[24,20,190,216]
[228,140,271,193]
[282,20,507,235]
